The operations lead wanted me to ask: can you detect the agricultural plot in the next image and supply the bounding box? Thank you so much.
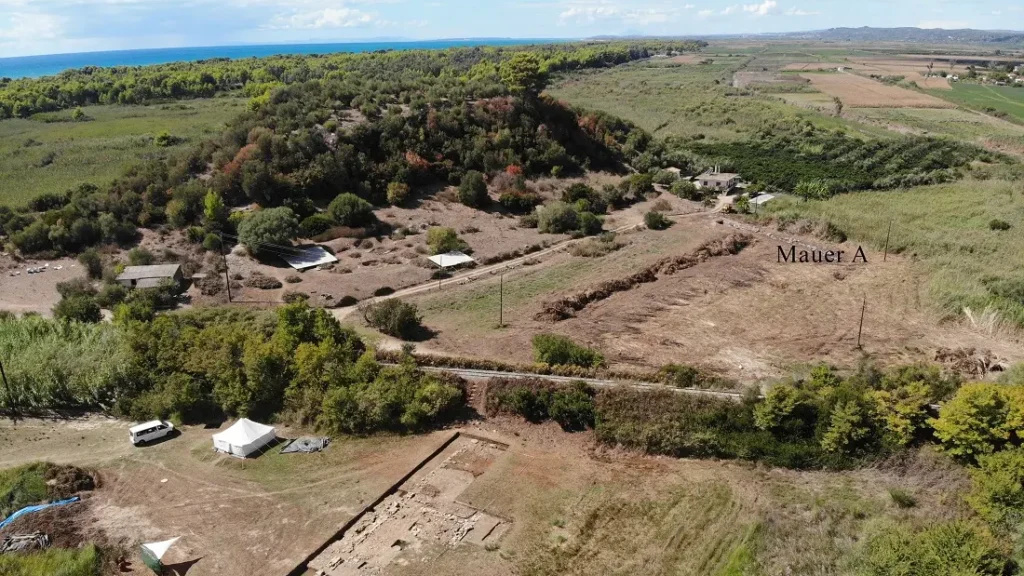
[403,209,1021,381]
[0,97,246,207]
[846,107,1024,154]
[764,177,1024,328]
[800,72,954,108]
[546,59,872,142]
[931,83,1024,123]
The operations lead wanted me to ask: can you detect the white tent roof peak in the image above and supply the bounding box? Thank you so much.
[212,418,275,445]
[142,537,180,561]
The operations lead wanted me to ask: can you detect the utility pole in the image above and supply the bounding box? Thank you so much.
[219,232,231,303]
[883,220,893,262]
[499,272,504,328]
[856,295,866,349]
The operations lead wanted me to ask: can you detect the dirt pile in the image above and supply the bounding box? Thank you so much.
[934,347,1007,378]
[44,464,98,499]
[244,271,283,290]
[536,233,753,321]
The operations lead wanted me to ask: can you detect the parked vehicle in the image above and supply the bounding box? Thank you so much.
[129,420,175,445]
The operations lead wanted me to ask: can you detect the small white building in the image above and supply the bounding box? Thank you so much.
[697,169,740,192]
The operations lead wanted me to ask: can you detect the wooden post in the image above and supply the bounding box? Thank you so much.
[219,233,232,303]
[856,295,866,349]
[499,272,504,328]
[883,220,892,262]
[0,359,15,418]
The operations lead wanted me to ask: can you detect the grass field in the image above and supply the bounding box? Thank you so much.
[931,83,1024,123]
[0,97,246,207]
[546,59,886,142]
[846,107,1024,153]
[764,177,1024,328]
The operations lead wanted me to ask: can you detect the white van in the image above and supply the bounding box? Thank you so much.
[129,420,175,445]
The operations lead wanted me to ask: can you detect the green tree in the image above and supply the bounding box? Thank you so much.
[386,182,410,206]
[426,227,468,255]
[361,299,423,339]
[328,193,375,227]
[53,295,102,323]
[500,52,547,96]
[968,447,1024,530]
[236,207,299,257]
[644,211,671,230]
[537,202,578,234]
[203,190,228,228]
[821,399,874,455]
[458,171,489,208]
[548,382,595,431]
[77,249,103,279]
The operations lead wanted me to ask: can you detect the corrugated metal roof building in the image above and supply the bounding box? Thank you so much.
[116,264,184,290]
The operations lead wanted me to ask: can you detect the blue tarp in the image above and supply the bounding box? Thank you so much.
[0,497,79,530]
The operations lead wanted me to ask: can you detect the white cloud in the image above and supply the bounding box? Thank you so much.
[683,3,694,8]
[918,19,971,29]
[785,6,818,16]
[721,5,737,15]
[697,8,714,17]
[742,0,777,16]
[0,12,64,40]
[265,6,374,29]
[557,2,676,25]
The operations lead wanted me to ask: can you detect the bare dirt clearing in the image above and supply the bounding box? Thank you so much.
[0,417,451,576]
[0,255,81,315]
[402,213,1021,381]
[799,72,955,108]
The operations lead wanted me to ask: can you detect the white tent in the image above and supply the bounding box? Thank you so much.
[427,251,475,268]
[140,537,180,573]
[212,418,276,458]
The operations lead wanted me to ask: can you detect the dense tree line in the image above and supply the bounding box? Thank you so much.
[0,41,705,119]
[1,44,673,258]
[0,304,463,433]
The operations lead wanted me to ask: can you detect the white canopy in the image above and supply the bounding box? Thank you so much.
[142,537,179,561]
[428,251,475,268]
[280,246,338,270]
[212,418,276,458]
[750,193,776,206]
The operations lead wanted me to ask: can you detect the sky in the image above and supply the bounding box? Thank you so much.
[0,0,1022,58]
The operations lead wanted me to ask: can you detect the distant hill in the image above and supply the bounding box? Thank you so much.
[772,27,1024,46]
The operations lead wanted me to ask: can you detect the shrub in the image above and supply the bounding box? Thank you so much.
[53,295,102,323]
[282,291,309,303]
[154,130,175,147]
[299,214,336,238]
[549,382,596,431]
[644,211,671,230]
[361,299,423,339]
[237,207,299,257]
[627,173,654,196]
[670,179,700,200]
[967,447,1024,530]
[538,202,578,234]
[127,247,154,266]
[931,383,1024,460]
[426,227,469,255]
[856,520,1007,576]
[328,193,375,227]
[576,211,603,236]
[95,283,128,308]
[387,182,411,206]
[56,278,96,300]
[498,190,542,213]
[653,169,679,185]
[532,333,604,368]
[989,219,1011,231]
[888,488,917,509]
[562,183,607,214]
[458,171,490,208]
[500,386,551,422]
[202,233,221,251]
[77,250,103,279]
[518,212,539,228]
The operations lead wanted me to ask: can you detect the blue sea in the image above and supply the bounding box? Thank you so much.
[0,39,561,80]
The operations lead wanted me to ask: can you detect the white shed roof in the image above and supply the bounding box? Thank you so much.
[428,251,475,268]
[750,193,777,206]
[280,246,339,270]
